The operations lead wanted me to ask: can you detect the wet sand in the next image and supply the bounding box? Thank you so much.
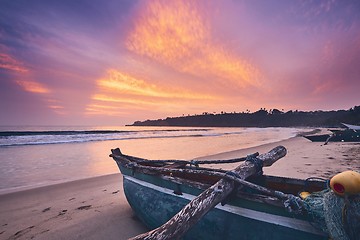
[0,136,359,239]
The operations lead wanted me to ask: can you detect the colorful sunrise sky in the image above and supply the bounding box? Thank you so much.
[1,0,359,126]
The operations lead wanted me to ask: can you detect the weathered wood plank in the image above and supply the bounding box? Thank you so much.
[130,146,287,240]
[162,175,284,208]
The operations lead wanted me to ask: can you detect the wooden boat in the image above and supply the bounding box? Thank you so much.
[304,128,360,143]
[110,147,332,240]
[341,123,360,131]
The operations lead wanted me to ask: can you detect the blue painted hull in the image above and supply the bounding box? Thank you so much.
[122,172,328,240]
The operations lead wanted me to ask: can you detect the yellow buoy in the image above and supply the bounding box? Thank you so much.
[299,191,311,199]
[330,170,360,196]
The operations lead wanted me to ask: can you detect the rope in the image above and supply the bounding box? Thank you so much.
[224,170,304,213]
[284,195,304,214]
[245,153,263,175]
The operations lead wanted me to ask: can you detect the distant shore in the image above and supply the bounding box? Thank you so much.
[129,106,360,128]
[0,136,359,239]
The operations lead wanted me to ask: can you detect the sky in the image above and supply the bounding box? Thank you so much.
[1,0,359,126]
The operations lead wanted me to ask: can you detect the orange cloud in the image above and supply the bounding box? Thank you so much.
[92,94,158,106]
[86,93,159,116]
[86,69,220,116]
[97,69,214,100]
[0,51,50,95]
[85,104,128,116]
[15,80,51,94]
[46,99,67,115]
[97,70,168,98]
[127,1,208,63]
[48,105,64,109]
[1,50,66,115]
[127,0,263,88]
[0,53,29,73]
[16,80,67,114]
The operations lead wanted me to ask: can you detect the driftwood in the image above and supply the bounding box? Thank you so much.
[129,146,287,240]
[162,175,285,208]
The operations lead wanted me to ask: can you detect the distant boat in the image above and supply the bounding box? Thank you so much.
[304,123,360,143]
[110,147,331,240]
[341,123,360,131]
[304,129,360,143]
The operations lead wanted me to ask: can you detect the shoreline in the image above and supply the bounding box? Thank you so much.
[0,126,299,192]
[0,128,301,196]
[0,136,358,239]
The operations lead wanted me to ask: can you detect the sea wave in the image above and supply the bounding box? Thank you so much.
[0,129,213,147]
[0,127,299,147]
[0,128,209,137]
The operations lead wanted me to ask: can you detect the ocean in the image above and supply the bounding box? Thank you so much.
[0,126,300,194]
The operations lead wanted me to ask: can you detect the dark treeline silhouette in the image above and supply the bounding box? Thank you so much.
[130,106,360,128]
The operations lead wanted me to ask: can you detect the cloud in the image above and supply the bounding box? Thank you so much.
[126,0,263,89]
[97,69,215,100]
[0,47,67,115]
[0,53,28,73]
[85,103,129,116]
[86,69,220,116]
[0,48,51,95]
[15,80,51,94]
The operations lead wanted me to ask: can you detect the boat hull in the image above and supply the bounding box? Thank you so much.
[122,173,327,240]
[304,129,360,142]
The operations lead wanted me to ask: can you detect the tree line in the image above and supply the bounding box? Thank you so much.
[130,106,360,128]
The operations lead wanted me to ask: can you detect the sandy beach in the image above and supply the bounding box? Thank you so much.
[0,136,359,240]
[0,174,148,240]
[198,134,360,179]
